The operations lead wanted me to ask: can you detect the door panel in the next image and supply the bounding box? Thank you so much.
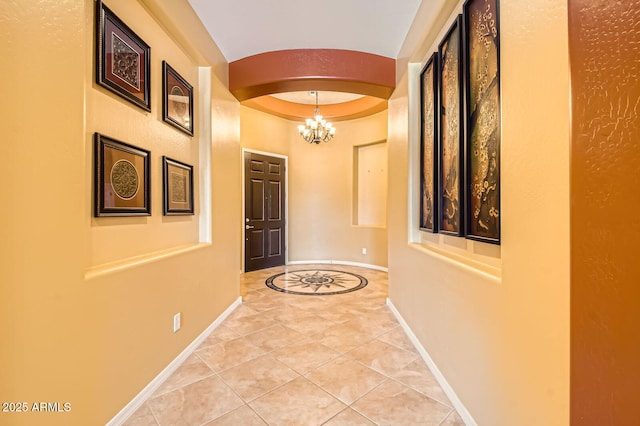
[268,229,282,256]
[250,159,265,172]
[268,181,281,220]
[249,179,265,220]
[248,229,264,259]
[244,152,286,271]
[268,162,281,174]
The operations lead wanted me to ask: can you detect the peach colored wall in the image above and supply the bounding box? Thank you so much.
[240,105,292,157]
[387,0,570,424]
[240,107,388,268]
[0,1,241,424]
[0,1,87,424]
[289,112,388,267]
[356,142,388,227]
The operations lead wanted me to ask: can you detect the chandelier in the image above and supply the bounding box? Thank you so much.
[297,91,336,144]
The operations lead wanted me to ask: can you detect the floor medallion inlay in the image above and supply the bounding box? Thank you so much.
[265,269,368,296]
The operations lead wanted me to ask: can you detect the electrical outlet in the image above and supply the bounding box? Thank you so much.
[362,248,367,255]
[173,313,181,332]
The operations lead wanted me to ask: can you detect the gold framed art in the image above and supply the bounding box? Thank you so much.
[94,133,151,217]
[162,156,194,215]
[95,0,151,111]
[162,61,194,136]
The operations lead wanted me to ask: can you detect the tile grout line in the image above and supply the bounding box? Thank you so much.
[216,353,302,404]
[437,408,457,426]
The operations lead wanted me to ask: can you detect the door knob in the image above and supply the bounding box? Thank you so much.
[245,225,255,229]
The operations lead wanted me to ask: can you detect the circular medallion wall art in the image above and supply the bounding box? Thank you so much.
[110,159,139,199]
[265,269,368,296]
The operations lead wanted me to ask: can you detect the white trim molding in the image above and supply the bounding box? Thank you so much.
[287,260,388,272]
[198,66,212,244]
[386,298,477,426]
[108,297,242,426]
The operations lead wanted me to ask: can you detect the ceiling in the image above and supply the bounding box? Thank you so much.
[187,0,423,63]
[271,91,364,105]
[187,0,423,120]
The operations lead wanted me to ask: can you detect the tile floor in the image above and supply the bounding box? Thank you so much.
[123,264,465,426]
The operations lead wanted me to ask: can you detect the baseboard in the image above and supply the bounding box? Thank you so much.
[386,298,477,426]
[287,259,332,265]
[287,260,388,272]
[107,297,243,426]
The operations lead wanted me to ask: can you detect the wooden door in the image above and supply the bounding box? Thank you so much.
[244,152,286,272]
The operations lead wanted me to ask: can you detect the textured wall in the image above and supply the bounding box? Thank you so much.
[0,1,87,425]
[569,0,640,424]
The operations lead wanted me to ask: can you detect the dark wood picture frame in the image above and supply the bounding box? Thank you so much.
[162,156,194,215]
[94,133,151,217]
[464,0,501,244]
[419,53,439,233]
[96,0,151,111]
[438,15,465,236]
[162,61,194,136]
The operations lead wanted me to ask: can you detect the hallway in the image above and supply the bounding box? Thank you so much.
[123,265,464,425]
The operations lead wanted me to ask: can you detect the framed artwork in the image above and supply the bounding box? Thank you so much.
[162,61,194,136]
[438,15,464,236]
[162,157,194,215]
[464,0,501,244]
[94,133,151,217]
[96,0,151,111]
[419,53,439,233]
